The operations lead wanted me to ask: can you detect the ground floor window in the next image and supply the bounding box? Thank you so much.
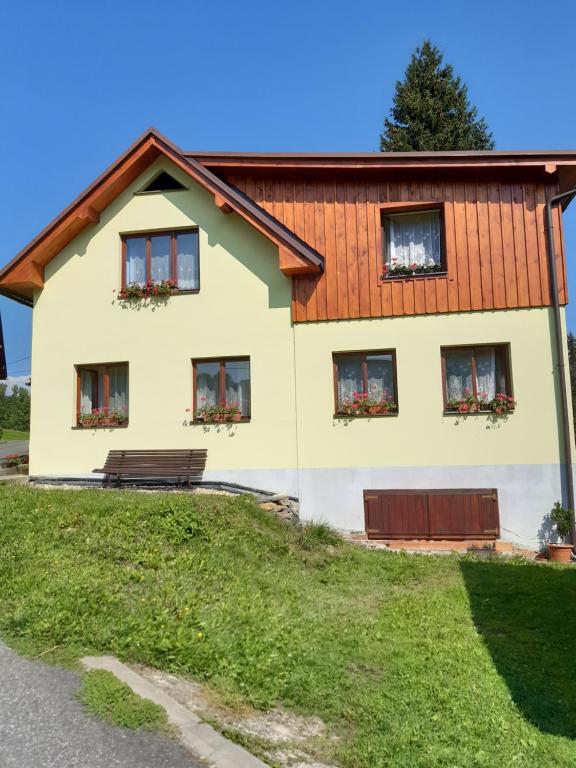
[333,351,398,416]
[442,345,513,413]
[193,358,250,422]
[76,363,128,426]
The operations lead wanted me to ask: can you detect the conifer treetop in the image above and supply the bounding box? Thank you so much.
[380,40,495,152]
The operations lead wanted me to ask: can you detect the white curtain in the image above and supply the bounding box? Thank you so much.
[177,232,199,290]
[197,363,219,408]
[367,355,394,400]
[126,237,146,285]
[225,361,250,416]
[151,235,170,282]
[337,359,363,404]
[388,211,441,267]
[446,351,473,400]
[108,365,128,413]
[475,349,496,401]
[80,371,94,414]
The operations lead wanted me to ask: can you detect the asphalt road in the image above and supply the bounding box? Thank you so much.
[0,440,29,459]
[0,643,200,768]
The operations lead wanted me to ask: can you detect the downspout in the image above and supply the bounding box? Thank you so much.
[544,188,576,546]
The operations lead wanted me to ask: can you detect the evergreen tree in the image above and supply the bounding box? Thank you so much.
[380,40,495,152]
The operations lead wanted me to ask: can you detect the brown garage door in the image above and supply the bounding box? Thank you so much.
[363,489,499,540]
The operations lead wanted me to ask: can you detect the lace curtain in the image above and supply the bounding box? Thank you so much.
[387,211,441,267]
[445,349,496,400]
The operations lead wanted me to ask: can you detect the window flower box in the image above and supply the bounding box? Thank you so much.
[337,391,397,417]
[78,407,128,428]
[446,389,516,415]
[194,402,243,423]
[118,279,177,300]
[381,260,444,279]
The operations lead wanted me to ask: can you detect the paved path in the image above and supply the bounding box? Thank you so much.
[0,642,200,768]
[0,440,28,459]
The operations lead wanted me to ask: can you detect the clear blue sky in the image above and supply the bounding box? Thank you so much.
[2,0,576,381]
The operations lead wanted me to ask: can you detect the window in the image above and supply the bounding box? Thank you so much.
[382,209,443,277]
[122,229,199,291]
[442,345,512,411]
[333,351,397,416]
[193,358,251,421]
[138,171,187,193]
[76,363,128,426]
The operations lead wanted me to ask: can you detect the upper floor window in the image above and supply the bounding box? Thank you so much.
[333,351,398,416]
[193,358,251,422]
[442,345,513,413]
[122,229,199,292]
[76,362,128,427]
[382,210,443,278]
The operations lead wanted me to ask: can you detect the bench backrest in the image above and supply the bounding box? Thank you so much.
[99,449,208,476]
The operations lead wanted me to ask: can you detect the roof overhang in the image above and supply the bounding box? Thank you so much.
[0,129,323,304]
[189,150,576,196]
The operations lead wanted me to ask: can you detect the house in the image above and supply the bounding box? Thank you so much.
[1,128,575,548]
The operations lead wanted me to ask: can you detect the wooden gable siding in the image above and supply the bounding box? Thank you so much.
[226,174,567,322]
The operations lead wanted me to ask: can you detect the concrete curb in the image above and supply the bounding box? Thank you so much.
[81,656,268,768]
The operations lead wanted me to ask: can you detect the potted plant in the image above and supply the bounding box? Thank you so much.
[547,502,573,562]
[3,454,29,474]
[488,392,516,415]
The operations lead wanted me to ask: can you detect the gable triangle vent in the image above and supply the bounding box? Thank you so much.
[140,171,187,193]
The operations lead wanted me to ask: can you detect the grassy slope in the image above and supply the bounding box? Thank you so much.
[0,429,29,442]
[0,485,575,767]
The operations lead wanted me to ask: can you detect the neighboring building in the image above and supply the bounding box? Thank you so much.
[1,129,575,548]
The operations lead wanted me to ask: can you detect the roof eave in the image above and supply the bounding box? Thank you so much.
[0,129,323,304]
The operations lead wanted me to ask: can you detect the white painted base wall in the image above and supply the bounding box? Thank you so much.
[205,464,567,549]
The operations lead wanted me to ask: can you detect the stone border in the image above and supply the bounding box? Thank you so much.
[81,655,269,768]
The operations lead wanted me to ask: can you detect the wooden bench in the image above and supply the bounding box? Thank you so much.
[94,449,208,487]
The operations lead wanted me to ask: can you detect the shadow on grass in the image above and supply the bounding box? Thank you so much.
[460,558,576,738]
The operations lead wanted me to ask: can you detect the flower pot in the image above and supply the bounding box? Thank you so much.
[17,465,29,475]
[548,543,573,563]
[80,418,99,428]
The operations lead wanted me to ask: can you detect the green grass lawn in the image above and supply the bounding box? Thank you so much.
[1,485,575,767]
[0,429,29,442]
[78,669,170,732]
